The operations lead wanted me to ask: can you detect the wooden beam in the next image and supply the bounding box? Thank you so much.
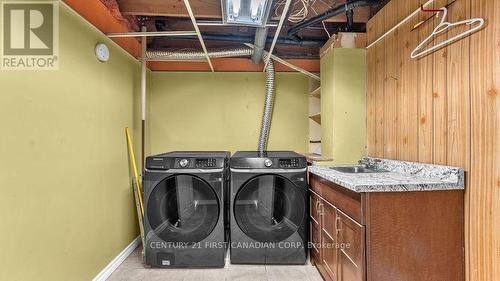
[116,0,370,22]
[63,0,141,58]
[117,0,220,18]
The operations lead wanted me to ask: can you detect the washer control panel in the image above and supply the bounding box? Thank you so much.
[279,158,300,168]
[195,158,217,168]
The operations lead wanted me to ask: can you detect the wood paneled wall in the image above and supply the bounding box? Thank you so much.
[366,0,499,280]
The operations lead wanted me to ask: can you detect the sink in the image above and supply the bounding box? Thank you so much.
[329,165,389,173]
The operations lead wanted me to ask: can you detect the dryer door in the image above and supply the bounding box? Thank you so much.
[147,174,219,243]
[234,174,306,242]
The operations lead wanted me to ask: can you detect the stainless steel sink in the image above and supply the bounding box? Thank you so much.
[329,165,389,173]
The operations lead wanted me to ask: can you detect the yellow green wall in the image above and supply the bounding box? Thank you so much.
[0,5,140,281]
[321,48,367,164]
[148,72,309,154]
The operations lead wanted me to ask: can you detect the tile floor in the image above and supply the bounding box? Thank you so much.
[108,246,324,281]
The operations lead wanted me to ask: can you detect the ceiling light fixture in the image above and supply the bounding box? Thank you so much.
[222,0,273,26]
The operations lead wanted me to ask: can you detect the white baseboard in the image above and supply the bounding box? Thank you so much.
[93,236,141,281]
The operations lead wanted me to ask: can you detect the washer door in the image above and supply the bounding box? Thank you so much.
[234,174,306,243]
[147,174,219,243]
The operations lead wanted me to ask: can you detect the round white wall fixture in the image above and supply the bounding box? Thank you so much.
[95,43,110,62]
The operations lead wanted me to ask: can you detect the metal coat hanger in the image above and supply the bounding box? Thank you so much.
[410,7,484,59]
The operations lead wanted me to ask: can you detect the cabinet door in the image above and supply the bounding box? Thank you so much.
[321,200,338,281]
[310,193,322,264]
[337,210,365,281]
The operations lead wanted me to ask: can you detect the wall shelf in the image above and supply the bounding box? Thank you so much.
[309,113,321,124]
[310,87,321,98]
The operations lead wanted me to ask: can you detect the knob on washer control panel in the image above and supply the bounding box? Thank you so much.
[179,158,189,167]
[264,159,273,167]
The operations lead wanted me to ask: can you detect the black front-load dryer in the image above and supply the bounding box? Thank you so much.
[229,151,308,264]
[143,151,230,267]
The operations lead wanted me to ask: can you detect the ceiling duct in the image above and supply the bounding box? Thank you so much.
[145,48,253,61]
[251,27,269,63]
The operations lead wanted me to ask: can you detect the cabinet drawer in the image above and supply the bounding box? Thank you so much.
[310,220,321,256]
[321,200,336,237]
[310,173,363,223]
[310,193,321,223]
[338,210,365,281]
[322,230,338,281]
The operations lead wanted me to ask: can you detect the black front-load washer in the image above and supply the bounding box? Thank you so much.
[229,151,308,264]
[143,151,230,267]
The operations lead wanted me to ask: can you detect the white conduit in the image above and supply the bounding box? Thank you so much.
[366,0,435,49]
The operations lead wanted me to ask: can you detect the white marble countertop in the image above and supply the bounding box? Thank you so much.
[308,157,465,192]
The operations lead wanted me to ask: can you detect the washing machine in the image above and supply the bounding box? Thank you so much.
[229,151,308,264]
[143,151,230,267]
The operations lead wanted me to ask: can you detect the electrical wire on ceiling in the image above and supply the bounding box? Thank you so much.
[273,0,335,38]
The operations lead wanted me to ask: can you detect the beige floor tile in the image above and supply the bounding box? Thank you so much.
[225,265,267,281]
[145,268,187,281]
[108,267,149,281]
[304,266,324,281]
[265,265,308,281]
[182,268,226,281]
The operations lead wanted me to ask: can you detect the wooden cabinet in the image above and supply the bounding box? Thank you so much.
[310,187,364,281]
[309,173,465,281]
[337,211,364,281]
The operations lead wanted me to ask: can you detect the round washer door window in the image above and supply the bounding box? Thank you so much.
[234,174,306,243]
[147,175,219,243]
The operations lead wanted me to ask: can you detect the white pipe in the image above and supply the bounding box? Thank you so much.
[107,31,197,38]
[197,21,279,27]
[141,26,147,169]
[182,0,214,72]
[262,0,292,71]
[366,0,435,49]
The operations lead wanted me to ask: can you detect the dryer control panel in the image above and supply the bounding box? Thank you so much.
[145,151,230,170]
[279,158,300,168]
[175,158,219,168]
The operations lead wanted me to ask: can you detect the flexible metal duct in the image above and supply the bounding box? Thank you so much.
[258,57,275,156]
[145,47,275,157]
[146,48,253,61]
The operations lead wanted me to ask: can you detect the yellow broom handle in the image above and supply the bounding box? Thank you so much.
[125,127,144,216]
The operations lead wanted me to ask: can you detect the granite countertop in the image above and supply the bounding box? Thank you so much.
[308,157,465,192]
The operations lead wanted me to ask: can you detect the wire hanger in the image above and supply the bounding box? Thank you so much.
[410,7,484,59]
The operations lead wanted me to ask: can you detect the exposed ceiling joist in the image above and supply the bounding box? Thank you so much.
[116,0,371,23]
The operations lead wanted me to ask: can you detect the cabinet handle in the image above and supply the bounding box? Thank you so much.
[318,202,324,216]
[335,216,341,229]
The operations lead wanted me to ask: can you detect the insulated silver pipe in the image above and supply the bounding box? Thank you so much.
[251,27,268,64]
[257,56,275,156]
[145,47,275,157]
[145,48,252,61]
